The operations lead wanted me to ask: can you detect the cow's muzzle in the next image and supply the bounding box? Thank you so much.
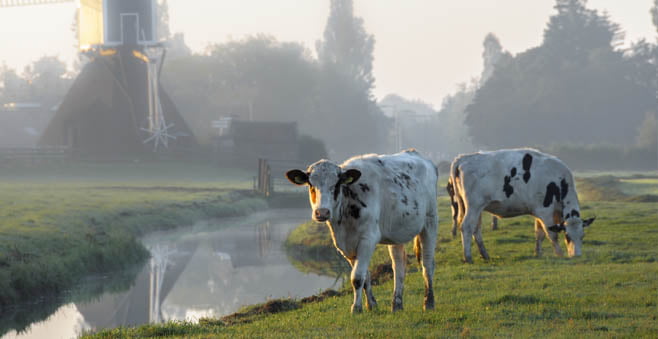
[314,208,330,222]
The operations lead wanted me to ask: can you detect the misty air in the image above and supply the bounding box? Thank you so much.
[0,0,656,338]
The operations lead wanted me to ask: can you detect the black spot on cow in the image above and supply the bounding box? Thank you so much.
[342,186,367,208]
[407,164,413,170]
[348,204,361,219]
[503,176,514,198]
[522,153,533,183]
[392,177,404,190]
[377,159,384,167]
[560,178,569,200]
[543,182,561,207]
[352,277,364,289]
[404,212,410,217]
[401,195,408,205]
[359,183,370,193]
[571,209,580,218]
[333,181,341,200]
[565,234,572,243]
[522,153,533,171]
[565,213,570,219]
[399,173,413,189]
[510,167,517,177]
[454,167,460,178]
[413,200,419,210]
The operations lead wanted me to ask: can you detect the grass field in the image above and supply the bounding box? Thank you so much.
[0,161,265,311]
[86,173,658,338]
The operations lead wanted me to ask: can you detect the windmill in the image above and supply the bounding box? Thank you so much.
[3,0,194,155]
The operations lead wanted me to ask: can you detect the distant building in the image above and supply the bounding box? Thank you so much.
[0,102,54,147]
[217,120,299,168]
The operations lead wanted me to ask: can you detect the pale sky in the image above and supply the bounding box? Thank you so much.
[0,0,655,107]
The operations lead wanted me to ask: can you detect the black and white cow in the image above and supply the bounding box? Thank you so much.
[286,149,438,313]
[447,148,594,263]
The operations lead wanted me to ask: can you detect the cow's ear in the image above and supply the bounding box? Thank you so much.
[548,224,566,233]
[583,217,595,227]
[285,169,309,186]
[339,169,361,185]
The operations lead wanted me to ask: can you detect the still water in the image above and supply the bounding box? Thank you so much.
[2,209,338,339]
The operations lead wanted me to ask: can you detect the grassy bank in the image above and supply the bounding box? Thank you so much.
[86,173,658,338]
[0,161,267,310]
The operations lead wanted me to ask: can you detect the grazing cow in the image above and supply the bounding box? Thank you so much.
[285,149,438,313]
[447,149,594,263]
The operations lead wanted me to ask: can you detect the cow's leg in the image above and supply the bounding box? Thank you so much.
[350,239,377,314]
[456,194,466,232]
[537,213,564,257]
[363,270,377,310]
[346,258,377,311]
[534,219,545,256]
[473,213,490,260]
[450,200,459,237]
[419,216,437,310]
[461,206,482,264]
[491,215,498,231]
[388,244,406,311]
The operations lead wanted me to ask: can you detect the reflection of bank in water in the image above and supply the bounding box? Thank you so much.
[78,209,336,331]
[284,222,350,284]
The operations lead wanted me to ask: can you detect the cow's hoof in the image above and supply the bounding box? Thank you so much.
[351,304,363,314]
[462,258,473,264]
[391,296,404,312]
[391,303,403,312]
[423,300,435,311]
[366,298,377,311]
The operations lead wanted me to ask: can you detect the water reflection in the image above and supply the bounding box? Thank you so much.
[2,209,336,339]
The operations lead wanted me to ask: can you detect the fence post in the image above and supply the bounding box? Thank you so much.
[257,158,272,196]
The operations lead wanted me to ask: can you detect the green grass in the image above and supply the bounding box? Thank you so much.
[0,161,266,311]
[85,172,658,338]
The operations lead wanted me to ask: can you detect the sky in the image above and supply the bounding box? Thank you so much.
[0,0,655,108]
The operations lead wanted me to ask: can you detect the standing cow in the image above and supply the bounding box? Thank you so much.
[447,149,594,263]
[286,149,438,313]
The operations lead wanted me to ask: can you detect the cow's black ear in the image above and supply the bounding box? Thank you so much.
[548,224,566,233]
[583,217,595,227]
[340,169,361,185]
[285,169,309,186]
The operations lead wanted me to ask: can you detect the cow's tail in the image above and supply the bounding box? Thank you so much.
[414,235,422,265]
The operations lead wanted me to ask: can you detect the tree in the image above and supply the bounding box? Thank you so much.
[0,63,29,102]
[480,33,511,85]
[157,0,171,40]
[314,0,387,159]
[636,112,657,150]
[22,56,70,105]
[161,36,319,144]
[543,0,623,57]
[652,0,658,34]
[316,0,375,95]
[465,0,655,148]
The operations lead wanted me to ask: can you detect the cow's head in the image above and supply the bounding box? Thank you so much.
[548,217,595,257]
[285,160,361,222]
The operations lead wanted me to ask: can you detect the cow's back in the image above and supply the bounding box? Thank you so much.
[341,150,438,243]
[452,149,577,217]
